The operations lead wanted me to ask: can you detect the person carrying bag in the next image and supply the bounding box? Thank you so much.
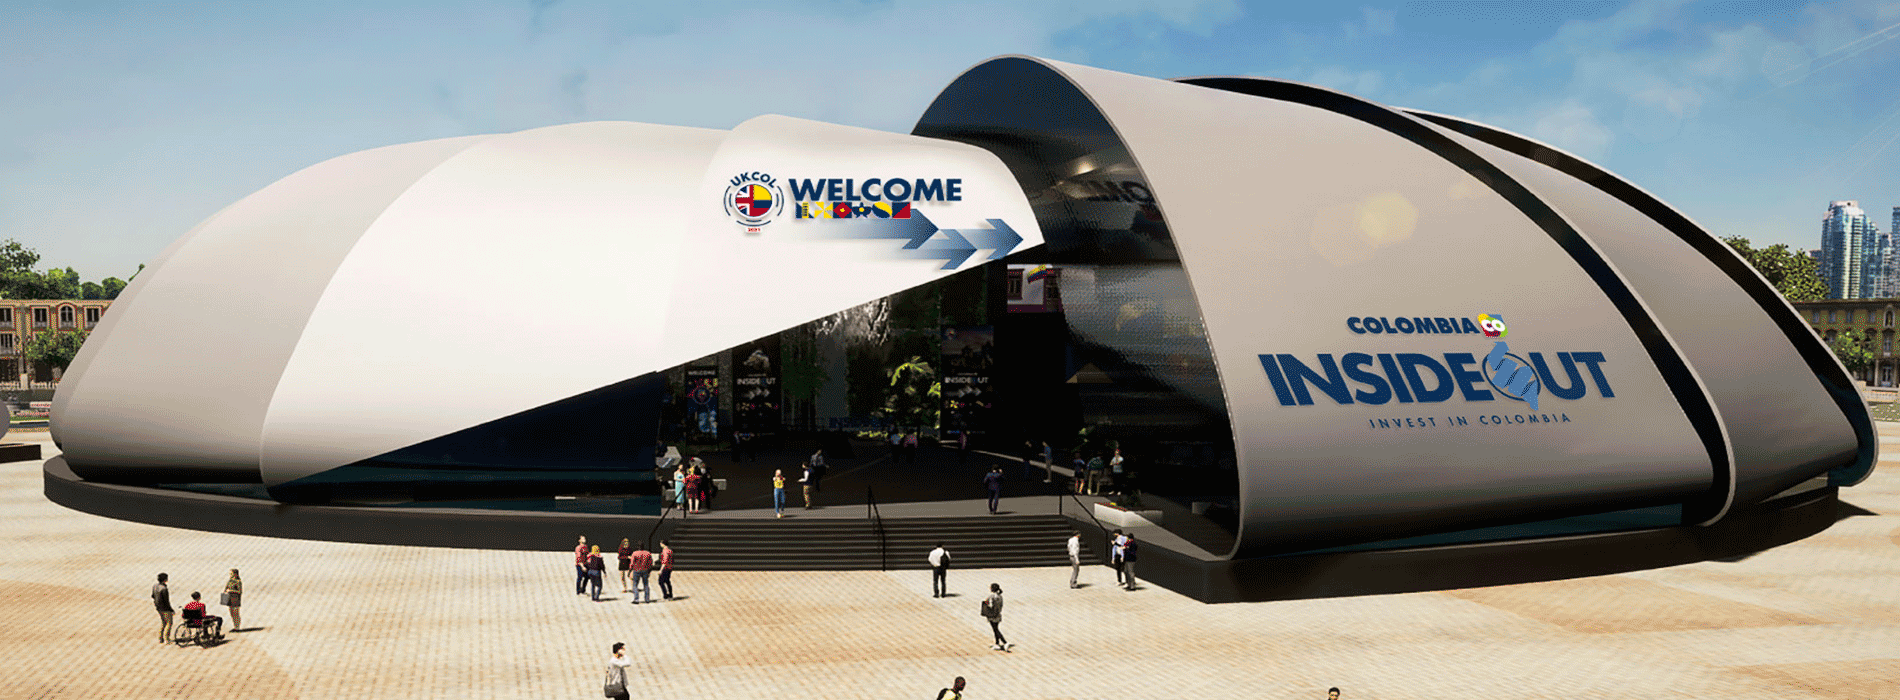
[603,642,631,699]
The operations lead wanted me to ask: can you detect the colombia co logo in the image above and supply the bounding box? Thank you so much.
[1478,313,1507,338]
[724,172,784,231]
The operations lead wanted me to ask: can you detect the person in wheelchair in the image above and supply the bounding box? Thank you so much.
[180,591,225,640]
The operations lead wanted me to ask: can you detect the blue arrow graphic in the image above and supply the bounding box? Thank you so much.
[953,219,1023,261]
[809,211,1022,270]
[909,228,977,270]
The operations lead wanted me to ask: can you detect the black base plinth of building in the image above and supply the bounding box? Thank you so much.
[0,443,43,464]
[47,455,1849,604]
[1066,485,1848,603]
[43,457,682,554]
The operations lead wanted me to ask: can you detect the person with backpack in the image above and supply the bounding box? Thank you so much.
[981,583,1009,651]
[603,642,631,699]
[936,676,967,699]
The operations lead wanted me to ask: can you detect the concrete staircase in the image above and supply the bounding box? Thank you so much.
[667,514,1100,571]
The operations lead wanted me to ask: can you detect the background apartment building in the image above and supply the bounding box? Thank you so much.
[0,299,111,394]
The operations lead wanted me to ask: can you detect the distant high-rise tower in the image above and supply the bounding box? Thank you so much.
[1821,201,1878,299]
[1869,232,1884,298]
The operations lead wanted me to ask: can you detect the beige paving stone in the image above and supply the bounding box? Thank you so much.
[4,423,1900,699]
[1443,576,1828,633]
[1730,658,1900,699]
[0,580,298,700]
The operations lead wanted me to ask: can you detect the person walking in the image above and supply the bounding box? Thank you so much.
[809,449,826,493]
[574,536,590,596]
[983,466,1003,514]
[657,541,676,600]
[981,583,1010,651]
[1121,533,1139,590]
[800,462,815,509]
[586,545,606,601]
[627,545,654,604]
[936,677,967,700]
[1067,531,1082,588]
[604,642,632,700]
[1110,529,1126,586]
[1041,441,1054,482]
[772,469,787,518]
[1086,454,1106,495]
[928,543,951,598]
[617,538,635,593]
[221,569,242,633]
[1108,448,1126,495]
[152,572,173,644]
[903,431,919,463]
[956,431,969,464]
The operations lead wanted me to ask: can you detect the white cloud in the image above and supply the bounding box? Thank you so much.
[1342,6,1398,39]
[1530,99,1615,160]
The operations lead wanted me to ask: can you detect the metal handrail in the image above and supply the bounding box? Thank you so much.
[1063,490,1110,535]
[644,481,678,551]
[867,486,888,572]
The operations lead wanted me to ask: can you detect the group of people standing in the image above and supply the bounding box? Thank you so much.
[573,535,675,603]
[1072,448,1126,496]
[670,457,716,515]
[888,430,921,463]
[151,569,243,643]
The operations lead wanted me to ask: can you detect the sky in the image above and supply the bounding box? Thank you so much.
[4,0,1900,282]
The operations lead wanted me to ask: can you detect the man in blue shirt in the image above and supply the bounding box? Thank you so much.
[983,467,1003,514]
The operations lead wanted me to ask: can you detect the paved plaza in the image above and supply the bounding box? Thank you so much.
[3,427,1898,699]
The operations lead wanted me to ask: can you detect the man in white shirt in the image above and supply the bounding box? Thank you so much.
[928,543,951,598]
[1067,531,1082,588]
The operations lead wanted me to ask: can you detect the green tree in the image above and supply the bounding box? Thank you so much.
[100,277,127,299]
[1723,236,1827,301]
[1829,328,1874,374]
[24,329,88,376]
[46,267,81,300]
[884,356,940,431]
[80,282,104,300]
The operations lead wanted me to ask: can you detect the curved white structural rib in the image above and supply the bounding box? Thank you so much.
[917,56,1865,557]
[54,117,1043,488]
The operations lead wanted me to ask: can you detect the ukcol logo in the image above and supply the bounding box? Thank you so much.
[723,172,785,232]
